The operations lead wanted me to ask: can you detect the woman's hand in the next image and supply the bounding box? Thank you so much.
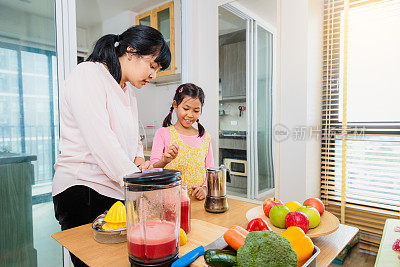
[138,160,153,171]
[192,186,207,200]
[161,143,179,165]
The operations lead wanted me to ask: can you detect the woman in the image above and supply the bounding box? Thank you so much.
[52,25,171,266]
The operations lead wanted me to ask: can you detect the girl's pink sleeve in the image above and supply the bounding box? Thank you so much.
[150,128,167,165]
[205,141,214,168]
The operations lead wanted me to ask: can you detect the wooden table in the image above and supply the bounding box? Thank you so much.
[52,197,358,267]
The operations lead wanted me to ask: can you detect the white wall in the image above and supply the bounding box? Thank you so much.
[277,0,323,202]
[182,0,220,163]
[184,0,323,200]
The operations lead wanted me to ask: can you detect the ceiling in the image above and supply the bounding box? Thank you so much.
[0,0,167,28]
[76,0,165,28]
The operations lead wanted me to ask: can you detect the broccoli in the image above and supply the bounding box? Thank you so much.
[236,231,297,267]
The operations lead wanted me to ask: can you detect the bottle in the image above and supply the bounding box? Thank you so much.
[180,184,191,233]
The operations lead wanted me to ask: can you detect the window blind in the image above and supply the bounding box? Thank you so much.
[321,0,400,253]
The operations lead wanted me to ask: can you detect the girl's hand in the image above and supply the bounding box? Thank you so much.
[162,143,179,164]
[138,160,153,171]
[192,186,207,200]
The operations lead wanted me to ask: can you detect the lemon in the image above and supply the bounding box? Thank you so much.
[285,201,301,212]
[179,228,187,246]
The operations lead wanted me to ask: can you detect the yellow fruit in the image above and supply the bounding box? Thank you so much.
[179,228,187,246]
[104,201,126,223]
[285,201,302,212]
[281,227,314,266]
[102,222,126,231]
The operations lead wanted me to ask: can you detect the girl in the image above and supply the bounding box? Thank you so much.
[52,25,170,266]
[150,83,214,200]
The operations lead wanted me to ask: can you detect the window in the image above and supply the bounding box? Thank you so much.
[321,0,400,253]
[0,43,58,186]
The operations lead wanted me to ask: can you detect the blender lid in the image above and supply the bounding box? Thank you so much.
[123,169,181,185]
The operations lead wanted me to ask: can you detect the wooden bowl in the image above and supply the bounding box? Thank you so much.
[246,206,339,238]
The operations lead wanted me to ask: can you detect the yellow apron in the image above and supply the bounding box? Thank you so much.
[165,126,211,191]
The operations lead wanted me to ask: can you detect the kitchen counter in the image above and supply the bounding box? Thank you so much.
[0,152,37,165]
[52,197,358,267]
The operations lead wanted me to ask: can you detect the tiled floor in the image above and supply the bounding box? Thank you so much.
[32,201,63,267]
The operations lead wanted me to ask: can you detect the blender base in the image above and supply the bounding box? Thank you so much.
[130,252,179,267]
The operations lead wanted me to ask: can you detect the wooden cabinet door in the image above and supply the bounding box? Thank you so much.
[220,41,246,98]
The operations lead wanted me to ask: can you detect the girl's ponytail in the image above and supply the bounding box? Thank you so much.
[197,119,205,137]
[162,107,174,127]
[87,34,122,83]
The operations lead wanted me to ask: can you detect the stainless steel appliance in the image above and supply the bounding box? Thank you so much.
[204,165,230,213]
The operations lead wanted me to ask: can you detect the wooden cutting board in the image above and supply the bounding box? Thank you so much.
[52,219,228,267]
[180,219,228,266]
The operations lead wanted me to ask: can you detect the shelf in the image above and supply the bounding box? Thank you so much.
[219,96,246,102]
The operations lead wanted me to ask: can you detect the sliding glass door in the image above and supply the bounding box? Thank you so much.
[218,4,275,199]
[0,0,63,266]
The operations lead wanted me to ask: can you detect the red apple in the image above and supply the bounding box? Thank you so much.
[285,212,310,233]
[303,198,325,215]
[263,197,283,217]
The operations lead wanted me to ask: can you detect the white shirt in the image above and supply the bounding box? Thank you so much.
[52,62,142,200]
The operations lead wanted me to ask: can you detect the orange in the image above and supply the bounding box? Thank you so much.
[179,228,187,246]
[281,226,314,266]
[285,201,302,212]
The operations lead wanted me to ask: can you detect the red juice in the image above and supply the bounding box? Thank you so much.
[181,187,191,233]
[127,221,177,262]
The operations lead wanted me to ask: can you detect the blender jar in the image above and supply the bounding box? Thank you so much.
[124,169,182,266]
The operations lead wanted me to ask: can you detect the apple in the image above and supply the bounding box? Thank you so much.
[263,197,283,218]
[303,198,325,215]
[285,212,310,233]
[269,205,290,229]
[296,206,320,229]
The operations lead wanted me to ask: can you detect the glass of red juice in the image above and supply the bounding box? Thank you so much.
[124,169,182,266]
[181,184,191,233]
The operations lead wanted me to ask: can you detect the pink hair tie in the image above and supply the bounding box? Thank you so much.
[179,88,183,93]
[169,110,173,114]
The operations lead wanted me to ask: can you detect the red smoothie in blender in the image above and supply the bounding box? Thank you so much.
[128,221,177,262]
[181,185,191,233]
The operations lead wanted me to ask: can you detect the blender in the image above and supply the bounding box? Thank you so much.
[124,169,182,266]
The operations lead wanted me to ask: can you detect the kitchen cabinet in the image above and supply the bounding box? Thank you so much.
[219,41,246,99]
[136,1,175,77]
[0,153,37,266]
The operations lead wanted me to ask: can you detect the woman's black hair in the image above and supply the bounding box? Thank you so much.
[163,83,206,137]
[86,25,171,84]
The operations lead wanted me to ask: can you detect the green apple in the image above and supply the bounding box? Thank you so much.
[269,205,290,229]
[296,206,321,228]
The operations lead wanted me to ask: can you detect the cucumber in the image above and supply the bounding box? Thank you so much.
[204,249,237,267]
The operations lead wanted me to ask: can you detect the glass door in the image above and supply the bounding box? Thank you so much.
[218,3,275,199]
[254,24,274,198]
[218,6,248,198]
[0,0,62,266]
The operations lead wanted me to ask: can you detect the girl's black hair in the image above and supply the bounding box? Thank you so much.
[86,25,171,84]
[163,83,206,137]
